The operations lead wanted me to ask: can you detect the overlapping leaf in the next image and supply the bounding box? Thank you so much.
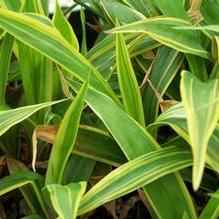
[0,99,65,136]
[68,80,196,219]
[45,80,88,184]
[0,8,119,104]
[0,33,13,105]
[0,171,48,217]
[148,103,219,176]
[53,1,79,50]
[100,0,145,24]
[108,17,208,58]
[180,71,219,190]
[200,189,219,219]
[45,182,86,219]
[116,30,145,125]
[142,46,183,124]
[78,147,192,215]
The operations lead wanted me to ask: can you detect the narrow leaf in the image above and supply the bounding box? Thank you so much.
[35,124,126,166]
[45,182,86,219]
[200,189,219,219]
[152,0,188,19]
[53,1,79,50]
[108,17,208,58]
[0,33,14,104]
[0,171,47,216]
[45,80,88,184]
[116,29,145,125]
[0,8,119,104]
[122,0,159,17]
[68,80,197,219]
[180,71,219,190]
[101,0,145,24]
[0,99,66,136]
[148,103,219,175]
[78,147,192,215]
[142,46,183,124]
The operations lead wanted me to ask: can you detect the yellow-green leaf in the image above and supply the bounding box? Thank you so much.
[45,80,88,184]
[53,1,79,50]
[0,99,66,136]
[78,147,192,215]
[180,71,219,190]
[116,30,145,125]
[108,17,208,58]
[0,8,119,104]
[45,182,86,219]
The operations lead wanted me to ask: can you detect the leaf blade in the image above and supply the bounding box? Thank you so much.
[78,147,192,215]
[45,80,88,184]
[180,71,219,190]
[116,30,145,125]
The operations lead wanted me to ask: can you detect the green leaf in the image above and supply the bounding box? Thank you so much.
[116,30,145,125]
[0,0,24,12]
[7,158,45,215]
[45,80,88,184]
[142,46,183,124]
[148,103,219,175]
[200,189,219,219]
[180,71,219,190]
[173,25,219,34]
[152,0,188,19]
[17,40,54,124]
[53,1,79,50]
[62,155,95,184]
[68,80,197,219]
[87,33,158,78]
[0,171,48,217]
[0,8,119,104]
[201,0,219,25]
[75,0,106,19]
[80,8,87,55]
[185,54,208,81]
[0,99,66,136]
[101,0,145,24]
[78,147,192,215]
[44,182,86,219]
[0,33,14,105]
[212,36,219,64]
[122,0,159,17]
[108,17,208,58]
[21,215,43,219]
[75,125,126,166]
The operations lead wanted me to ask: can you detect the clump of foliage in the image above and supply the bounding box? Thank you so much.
[0,0,218,218]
